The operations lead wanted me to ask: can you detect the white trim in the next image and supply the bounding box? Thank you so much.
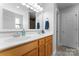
[77,10,79,49]
[53,49,56,56]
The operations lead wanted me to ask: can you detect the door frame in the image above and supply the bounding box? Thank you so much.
[56,9,60,47]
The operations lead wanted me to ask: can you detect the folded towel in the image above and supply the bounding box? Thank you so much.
[45,21,49,29]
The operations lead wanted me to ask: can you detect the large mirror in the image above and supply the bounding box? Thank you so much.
[0,3,29,32]
[3,9,23,29]
[0,3,39,32]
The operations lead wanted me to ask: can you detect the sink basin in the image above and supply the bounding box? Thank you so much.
[5,36,30,42]
[5,33,40,42]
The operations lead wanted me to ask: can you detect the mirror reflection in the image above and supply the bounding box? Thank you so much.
[3,9,23,29]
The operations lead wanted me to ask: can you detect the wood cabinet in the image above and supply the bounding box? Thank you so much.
[38,38,45,56]
[45,41,52,56]
[45,36,52,56]
[0,35,53,56]
[38,35,53,56]
[23,48,38,56]
[0,40,38,56]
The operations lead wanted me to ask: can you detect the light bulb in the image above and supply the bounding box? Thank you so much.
[22,3,26,5]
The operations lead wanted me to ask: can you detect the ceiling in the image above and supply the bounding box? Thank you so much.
[39,3,77,11]
[57,3,78,10]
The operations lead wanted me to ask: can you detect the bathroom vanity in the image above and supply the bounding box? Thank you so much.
[0,3,53,56]
[0,34,53,56]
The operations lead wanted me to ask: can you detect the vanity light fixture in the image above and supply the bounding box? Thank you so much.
[22,3,26,5]
[26,4,30,8]
[27,3,43,12]
[33,9,39,12]
[21,3,43,12]
[22,3,30,8]
[16,6,20,8]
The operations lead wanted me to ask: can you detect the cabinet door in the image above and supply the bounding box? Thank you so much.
[23,48,38,56]
[39,45,45,56]
[38,38,45,56]
[45,36,52,56]
[45,43,52,56]
[0,40,38,56]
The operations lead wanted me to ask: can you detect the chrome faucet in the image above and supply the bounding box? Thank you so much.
[21,28,26,36]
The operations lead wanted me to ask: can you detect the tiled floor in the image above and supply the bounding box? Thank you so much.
[56,46,79,56]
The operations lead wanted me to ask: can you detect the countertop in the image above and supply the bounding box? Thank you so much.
[0,33,53,51]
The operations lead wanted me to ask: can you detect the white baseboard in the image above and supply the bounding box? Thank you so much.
[53,49,56,56]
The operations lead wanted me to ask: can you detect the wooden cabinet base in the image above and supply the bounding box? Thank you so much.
[45,43,52,56]
[0,40,38,56]
[38,45,45,56]
[0,35,53,56]
[38,35,53,56]
[23,48,38,56]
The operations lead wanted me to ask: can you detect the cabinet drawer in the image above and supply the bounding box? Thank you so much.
[45,36,52,42]
[39,38,45,45]
[0,40,38,56]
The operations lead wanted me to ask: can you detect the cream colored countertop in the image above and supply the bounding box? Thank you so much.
[0,33,53,51]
